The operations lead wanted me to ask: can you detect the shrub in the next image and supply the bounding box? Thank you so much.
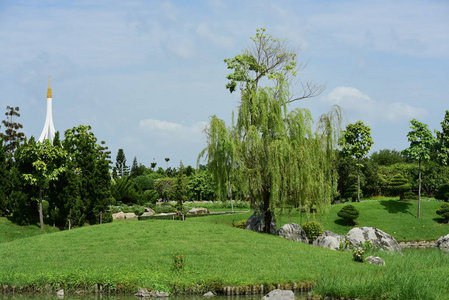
[436,203,449,223]
[337,204,359,226]
[404,191,418,200]
[232,219,247,229]
[301,221,324,241]
[143,190,159,204]
[352,247,365,262]
[389,174,411,201]
[343,184,362,202]
[435,184,449,202]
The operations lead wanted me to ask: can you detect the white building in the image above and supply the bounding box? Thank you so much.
[38,77,56,142]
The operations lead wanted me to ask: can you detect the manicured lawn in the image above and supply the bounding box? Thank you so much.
[0,217,60,244]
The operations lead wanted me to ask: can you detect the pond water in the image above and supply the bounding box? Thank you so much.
[0,292,309,300]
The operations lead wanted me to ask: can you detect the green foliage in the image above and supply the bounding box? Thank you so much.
[404,191,418,200]
[337,205,359,226]
[370,149,406,166]
[343,184,362,202]
[340,121,374,202]
[154,178,175,201]
[111,176,142,205]
[301,221,323,241]
[0,106,25,154]
[435,110,449,165]
[114,148,129,178]
[352,247,365,262]
[389,174,411,200]
[435,183,449,201]
[172,253,185,272]
[232,219,247,229]
[436,203,449,223]
[143,189,159,204]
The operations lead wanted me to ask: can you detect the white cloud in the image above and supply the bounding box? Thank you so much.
[325,87,428,124]
[139,119,207,141]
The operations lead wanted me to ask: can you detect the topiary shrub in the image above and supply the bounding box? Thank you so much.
[337,204,359,226]
[389,174,411,201]
[344,184,362,202]
[436,203,449,223]
[301,221,324,241]
[435,184,449,202]
[404,191,418,200]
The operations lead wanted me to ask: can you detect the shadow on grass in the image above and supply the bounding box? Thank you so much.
[333,218,354,227]
[433,217,448,224]
[379,200,414,216]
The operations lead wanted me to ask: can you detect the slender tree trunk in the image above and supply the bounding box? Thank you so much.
[357,167,361,202]
[39,188,44,229]
[418,161,422,218]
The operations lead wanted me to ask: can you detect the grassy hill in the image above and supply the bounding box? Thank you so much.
[1,199,449,299]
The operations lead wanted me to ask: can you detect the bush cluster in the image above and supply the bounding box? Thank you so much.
[337,205,359,226]
[301,221,324,241]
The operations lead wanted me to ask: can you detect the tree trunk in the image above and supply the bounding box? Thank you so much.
[357,167,361,202]
[262,189,272,234]
[39,188,44,229]
[418,161,422,218]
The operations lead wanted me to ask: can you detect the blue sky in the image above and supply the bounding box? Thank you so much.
[1,0,448,168]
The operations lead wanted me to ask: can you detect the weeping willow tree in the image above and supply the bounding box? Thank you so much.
[200,29,342,233]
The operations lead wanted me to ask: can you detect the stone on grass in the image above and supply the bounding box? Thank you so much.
[277,223,309,243]
[135,288,151,297]
[436,234,449,251]
[56,289,64,298]
[346,227,401,252]
[246,212,276,234]
[149,290,170,297]
[141,211,154,217]
[188,208,210,214]
[313,231,345,250]
[112,211,126,220]
[124,212,137,219]
[261,289,294,300]
[145,207,155,214]
[365,256,386,266]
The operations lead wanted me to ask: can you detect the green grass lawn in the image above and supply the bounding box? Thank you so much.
[0,217,60,243]
[2,199,449,299]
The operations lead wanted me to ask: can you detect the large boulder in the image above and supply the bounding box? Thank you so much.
[277,223,309,243]
[436,234,449,251]
[123,212,137,219]
[188,208,210,214]
[141,211,154,217]
[112,211,126,220]
[313,231,345,250]
[261,289,294,300]
[246,212,276,234]
[346,227,401,252]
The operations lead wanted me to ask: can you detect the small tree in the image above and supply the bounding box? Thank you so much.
[337,204,359,226]
[436,203,449,223]
[115,149,129,178]
[402,119,436,218]
[344,184,362,202]
[340,121,374,202]
[389,174,411,201]
[174,162,187,220]
[436,110,449,166]
[0,106,25,155]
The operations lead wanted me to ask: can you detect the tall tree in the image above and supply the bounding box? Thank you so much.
[201,29,341,233]
[403,119,436,218]
[15,138,66,228]
[0,137,9,216]
[114,149,128,178]
[1,106,25,154]
[436,110,449,166]
[340,121,374,202]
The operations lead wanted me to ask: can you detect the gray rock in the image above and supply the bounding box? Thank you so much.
[365,256,386,266]
[149,290,170,297]
[141,211,154,217]
[135,288,151,297]
[124,212,137,219]
[158,212,176,216]
[246,212,276,234]
[436,234,449,251]
[346,227,401,252]
[56,289,64,298]
[313,231,345,250]
[203,291,215,298]
[188,208,210,214]
[261,289,294,300]
[112,211,126,220]
[277,223,309,243]
[145,207,156,214]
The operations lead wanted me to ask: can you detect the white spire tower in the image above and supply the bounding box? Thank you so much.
[38,77,56,142]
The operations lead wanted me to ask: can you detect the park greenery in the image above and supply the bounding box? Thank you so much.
[0,29,449,299]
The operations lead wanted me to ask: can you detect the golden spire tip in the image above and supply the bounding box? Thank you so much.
[47,76,52,98]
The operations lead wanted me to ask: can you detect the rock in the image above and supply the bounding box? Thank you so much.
[112,211,126,220]
[56,289,64,298]
[261,289,294,300]
[158,212,176,216]
[436,234,449,251]
[313,231,345,250]
[203,291,215,298]
[141,211,154,217]
[188,208,210,214]
[346,227,401,252]
[246,212,276,234]
[135,288,151,297]
[365,256,386,266]
[277,223,309,243]
[124,212,137,219]
[145,207,156,214]
[149,290,170,297]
